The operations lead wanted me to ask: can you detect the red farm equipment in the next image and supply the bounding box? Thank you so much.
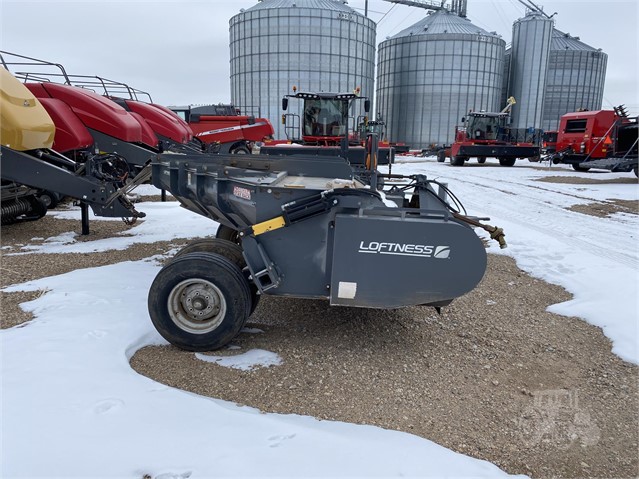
[437,97,540,167]
[0,67,145,230]
[0,50,208,230]
[0,51,202,176]
[260,88,395,167]
[550,106,638,176]
[170,104,274,155]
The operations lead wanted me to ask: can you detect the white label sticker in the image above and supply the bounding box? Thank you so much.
[338,281,357,299]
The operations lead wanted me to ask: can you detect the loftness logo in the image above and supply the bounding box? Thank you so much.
[358,241,451,259]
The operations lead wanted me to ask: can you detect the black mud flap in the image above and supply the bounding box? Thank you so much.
[329,214,487,308]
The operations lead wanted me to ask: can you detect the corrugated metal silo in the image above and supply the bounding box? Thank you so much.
[500,47,511,111]
[542,29,607,131]
[376,10,505,148]
[229,0,376,139]
[507,11,553,134]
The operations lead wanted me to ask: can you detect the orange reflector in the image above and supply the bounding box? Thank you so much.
[604,135,613,145]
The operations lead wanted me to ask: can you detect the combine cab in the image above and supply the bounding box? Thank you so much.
[170,104,274,154]
[438,97,540,166]
[261,88,394,167]
[550,106,638,175]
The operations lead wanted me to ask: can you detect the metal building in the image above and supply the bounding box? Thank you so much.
[229,0,376,139]
[376,9,505,148]
[507,10,553,135]
[542,29,607,131]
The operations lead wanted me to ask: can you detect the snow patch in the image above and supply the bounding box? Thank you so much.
[195,349,283,370]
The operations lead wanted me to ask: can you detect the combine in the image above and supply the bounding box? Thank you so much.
[438,97,540,166]
[147,135,507,351]
[550,106,638,176]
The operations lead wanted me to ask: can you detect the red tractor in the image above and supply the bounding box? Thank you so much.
[261,88,394,166]
[170,104,274,154]
[438,97,540,167]
[551,106,638,176]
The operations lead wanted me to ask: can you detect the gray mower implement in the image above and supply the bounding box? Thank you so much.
[148,139,506,351]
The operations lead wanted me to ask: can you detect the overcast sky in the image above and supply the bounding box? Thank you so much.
[1,0,636,114]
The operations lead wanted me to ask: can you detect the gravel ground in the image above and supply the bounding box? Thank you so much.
[568,199,638,218]
[2,203,637,479]
[535,174,638,185]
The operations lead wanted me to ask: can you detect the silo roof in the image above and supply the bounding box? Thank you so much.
[245,0,356,13]
[551,29,600,51]
[391,10,499,38]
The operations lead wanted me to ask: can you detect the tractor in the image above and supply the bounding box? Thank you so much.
[438,97,540,166]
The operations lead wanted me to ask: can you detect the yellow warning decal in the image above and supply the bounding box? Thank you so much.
[252,216,286,236]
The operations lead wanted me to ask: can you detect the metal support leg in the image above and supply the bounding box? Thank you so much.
[81,202,90,235]
[161,189,167,202]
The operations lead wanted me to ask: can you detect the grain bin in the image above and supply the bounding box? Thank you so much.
[376,9,505,149]
[542,29,607,131]
[507,10,553,135]
[229,0,376,139]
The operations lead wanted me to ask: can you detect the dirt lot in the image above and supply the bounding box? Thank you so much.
[1,203,637,479]
[535,174,638,185]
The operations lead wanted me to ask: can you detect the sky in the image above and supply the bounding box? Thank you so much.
[2,161,637,476]
[0,0,637,113]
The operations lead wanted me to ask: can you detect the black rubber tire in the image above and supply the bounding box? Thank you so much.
[23,196,48,221]
[148,252,251,351]
[175,238,244,265]
[174,238,260,315]
[231,145,251,155]
[37,190,60,209]
[216,224,241,244]
[498,157,517,167]
[572,164,591,172]
[437,150,446,163]
[477,157,487,164]
[450,155,466,166]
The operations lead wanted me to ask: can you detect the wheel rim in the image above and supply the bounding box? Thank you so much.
[167,279,226,334]
[39,194,52,208]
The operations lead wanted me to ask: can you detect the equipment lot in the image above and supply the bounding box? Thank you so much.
[1,160,637,478]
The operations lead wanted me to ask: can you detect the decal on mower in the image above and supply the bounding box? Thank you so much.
[358,241,451,259]
[233,186,252,200]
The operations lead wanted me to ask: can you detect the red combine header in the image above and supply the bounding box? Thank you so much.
[170,104,274,154]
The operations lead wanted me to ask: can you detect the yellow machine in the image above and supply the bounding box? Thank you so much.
[0,68,55,151]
